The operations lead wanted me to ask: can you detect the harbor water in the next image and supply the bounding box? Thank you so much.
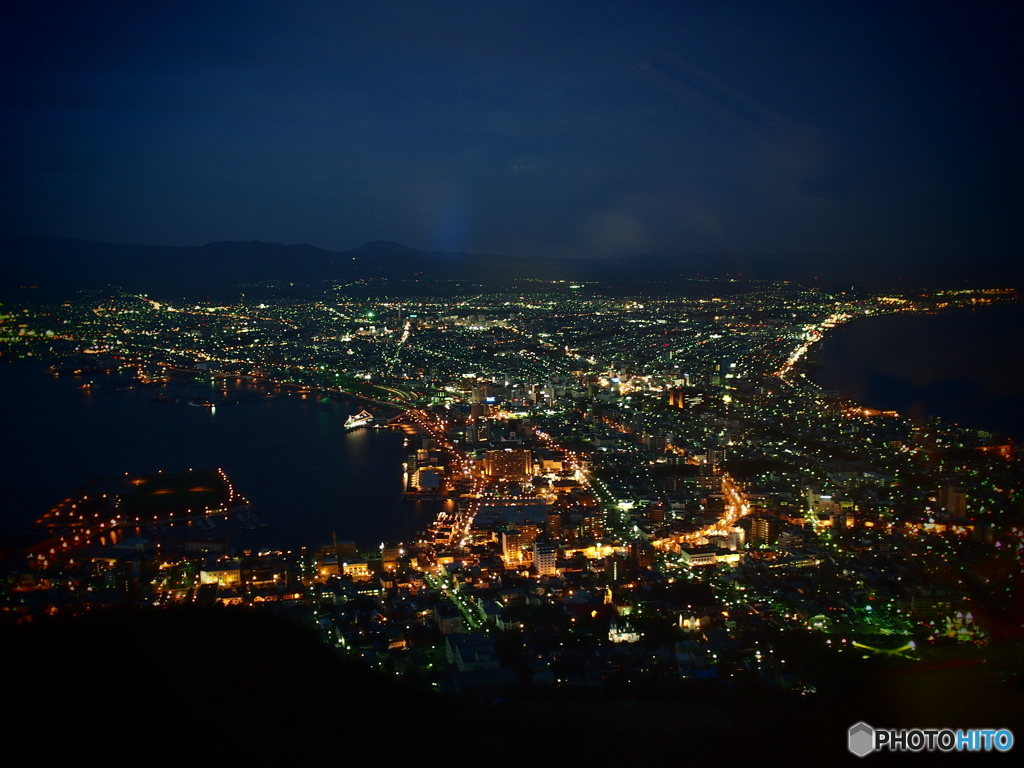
[0,363,439,551]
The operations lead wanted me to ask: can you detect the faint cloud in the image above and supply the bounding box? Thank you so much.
[580,209,649,256]
[759,120,854,200]
[680,204,740,252]
[640,50,855,201]
[639,50,779,137]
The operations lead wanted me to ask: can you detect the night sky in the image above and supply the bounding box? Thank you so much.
[2,1,1020,262]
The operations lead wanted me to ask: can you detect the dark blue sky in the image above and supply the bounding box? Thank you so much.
[2,1,1020,261]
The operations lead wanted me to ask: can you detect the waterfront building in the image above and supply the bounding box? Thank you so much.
[413,468,442,491]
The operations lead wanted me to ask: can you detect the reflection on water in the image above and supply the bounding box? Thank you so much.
[0,363,436,550]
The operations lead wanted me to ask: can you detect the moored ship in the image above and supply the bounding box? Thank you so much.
[344,410,376,430]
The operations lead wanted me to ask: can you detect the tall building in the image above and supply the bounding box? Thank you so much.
[581,513,604,539]
[629,541,655,569]
[647,503,666,524]
[501,529,522,563]
[380,541,401,571]
[939,485,967,518]
[534,541,558,576]
[517,523,541,546]
[706,448,725,470]
[667,387,686,409]
[546,511,563,538]
[749,516,780,547]
[486,448,533,479]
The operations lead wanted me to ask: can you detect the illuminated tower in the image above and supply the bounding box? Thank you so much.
[749,516,779,547]
[534,541,558,576]
[501,529,522,563]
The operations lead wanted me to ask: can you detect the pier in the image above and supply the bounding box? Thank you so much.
[25,469,251,565]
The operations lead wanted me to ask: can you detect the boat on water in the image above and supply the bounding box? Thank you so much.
[345,410,376,430]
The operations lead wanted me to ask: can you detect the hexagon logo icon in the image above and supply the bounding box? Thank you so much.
[849,722,875,757]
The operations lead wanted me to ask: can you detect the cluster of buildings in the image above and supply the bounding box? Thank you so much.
[1,283,1020,697]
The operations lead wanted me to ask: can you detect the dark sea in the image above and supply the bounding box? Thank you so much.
[812,303,1024,441]
[0,364,442,551]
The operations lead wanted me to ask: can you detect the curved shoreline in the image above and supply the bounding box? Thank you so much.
[803,302,1024,439]
[0,361,421,549]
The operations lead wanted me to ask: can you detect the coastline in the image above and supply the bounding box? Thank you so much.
[0,360,426,550]
[803,302,1024,440]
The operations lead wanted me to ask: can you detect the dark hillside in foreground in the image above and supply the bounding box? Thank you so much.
[3,606,1021,765]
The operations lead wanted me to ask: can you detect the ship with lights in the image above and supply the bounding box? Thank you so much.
[344,410,378,430]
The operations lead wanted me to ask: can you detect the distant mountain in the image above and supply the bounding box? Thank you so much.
[0,231,1017,302]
